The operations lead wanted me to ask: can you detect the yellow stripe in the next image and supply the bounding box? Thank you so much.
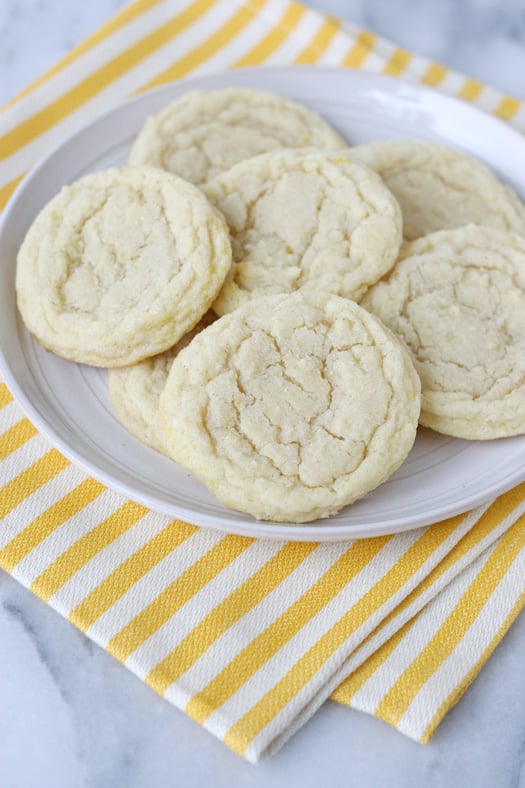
[107,533,254,661]
[0,449,70,519]
[293,17,340,64]
[458,78,484,102]
[383,48,411,76]
[146,542,318,695]
[494,96,521,122]
[374,519,525,728]
[69,519,198,630]
[0,0,217,161]
[140,0,268,89]
[0,419,38,461]
[0,384,13,408]
[1,0,166,111]
[222,523,464,754]
[421,63,447,87]
[184,537,390,726]
[332,484,525,704]
[233,2,306,67]
[341,31,376,69]
[0,478,105,573]
[0,175,23,211]
[31,500,149,602]
[420,584,525,743]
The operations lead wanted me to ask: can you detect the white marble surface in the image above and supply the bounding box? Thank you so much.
[1,1,525,785]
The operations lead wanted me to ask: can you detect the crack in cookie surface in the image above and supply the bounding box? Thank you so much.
[204,149,402,315]
[362,225,525,439]
[129,87,346,186]
[349,141,525,241]
[16,167,232,367]
[160,292,420,522]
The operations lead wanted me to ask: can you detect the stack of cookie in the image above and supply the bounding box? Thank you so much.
[16,87,525,524]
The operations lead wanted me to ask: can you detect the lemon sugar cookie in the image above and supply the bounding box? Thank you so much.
[16,167,232,367]
[129,87,347,186]
[109,312,216,452]
[349,141,525,241]
[204,149,403,315]
[362,225,525,439]
[159,291,420,523]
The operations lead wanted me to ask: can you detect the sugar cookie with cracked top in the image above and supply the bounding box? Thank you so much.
[129,87,347,186]
[203,149,403,315]
[348,140,525,241]
[361,225,525,439]
[159,291,420,523]
[16,167,232,367]
[109,312,216,452]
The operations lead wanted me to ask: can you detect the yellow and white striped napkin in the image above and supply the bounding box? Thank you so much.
[1,0,524,763]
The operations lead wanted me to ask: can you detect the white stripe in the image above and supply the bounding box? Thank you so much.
[401,51,439,81]
[325,23,386,72]
[0,0,197,135]
[362,32,397,63]
[0,434,53,486]
[436,69,472,96]
[336,24,392,71]
[260,10,331,64]
[398,544,525,739]
[0,400,30,432]
[318,29,358,65]
[355,48,389,73]
[12,493,129,584]
[48,510,175,613]
[0,463,89,547]
[127,538,286,677]
[473,83,512,115]
[87,528,227,645]
[509,103,525,129]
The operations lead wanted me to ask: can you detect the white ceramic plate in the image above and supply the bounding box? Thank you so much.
[1,66,525,541]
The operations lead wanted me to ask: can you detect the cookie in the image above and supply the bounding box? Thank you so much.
[159,291,420,523]
[361,225,525,439]
[348,141,525,240]
[16,167,232,367]
[203,149,403,315]
[108,312,215,452]
[129,87,346,186]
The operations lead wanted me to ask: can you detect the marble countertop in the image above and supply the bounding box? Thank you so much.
[1,1,525,786]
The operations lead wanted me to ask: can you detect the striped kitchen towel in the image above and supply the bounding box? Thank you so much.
[1,0,524,763]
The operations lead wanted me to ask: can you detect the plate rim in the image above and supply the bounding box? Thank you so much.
[1,65,525,542]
